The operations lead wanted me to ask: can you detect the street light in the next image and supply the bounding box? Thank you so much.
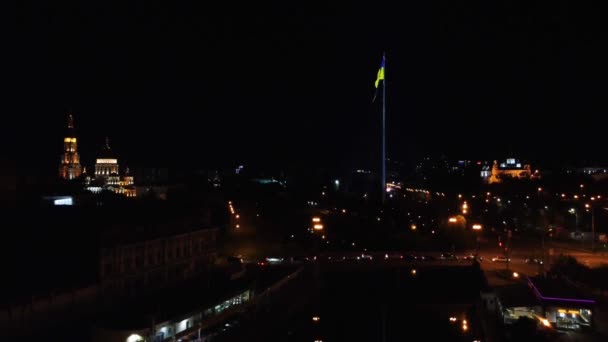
[568,208,579,230]
[588,204,607,253]
[472,224,482,258]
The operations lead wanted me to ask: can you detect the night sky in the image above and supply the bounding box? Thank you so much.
[21,1,608,175]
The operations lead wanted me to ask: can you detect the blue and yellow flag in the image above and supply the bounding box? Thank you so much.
[374,56,385,88]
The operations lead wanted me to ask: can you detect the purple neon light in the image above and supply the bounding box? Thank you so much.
[527,277,595,304]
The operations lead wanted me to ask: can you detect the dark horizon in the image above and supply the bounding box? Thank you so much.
[21,2,608,174]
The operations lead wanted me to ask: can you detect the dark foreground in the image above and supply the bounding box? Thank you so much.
[217,263,486,341]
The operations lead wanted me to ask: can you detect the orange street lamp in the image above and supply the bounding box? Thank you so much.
[449,217,458,223]
[472,224,482,230]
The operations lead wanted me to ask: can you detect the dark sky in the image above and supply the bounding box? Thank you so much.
[21,1,608,174]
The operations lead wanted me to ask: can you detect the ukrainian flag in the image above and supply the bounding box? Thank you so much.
[374,56,385,88]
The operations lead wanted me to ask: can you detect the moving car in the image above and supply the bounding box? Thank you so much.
[440,253,458,260]
[525,258,543,265]
[491,256,510,262]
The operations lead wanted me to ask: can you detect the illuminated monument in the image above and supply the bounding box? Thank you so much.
[59,114,83,180]
[484,158,540,184]
[90,137,136,197]
[95,137,120,185]
[57,115,136,197]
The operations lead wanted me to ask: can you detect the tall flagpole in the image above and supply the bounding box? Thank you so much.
[381,52,387,204]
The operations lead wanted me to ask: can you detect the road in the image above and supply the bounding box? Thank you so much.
[473,234,608,277]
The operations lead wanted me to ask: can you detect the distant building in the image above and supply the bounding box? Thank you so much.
[87,137,136,197]
[484,158,540,184]
[2,204,220,339]
[58,114,83,180]
[99,226,218,298]
[95,137,120,181]
[576,167,608,181]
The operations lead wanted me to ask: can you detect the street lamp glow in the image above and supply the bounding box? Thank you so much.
[411,224,417,230]
[512,272,519,278]
[313,224,324,230]
[538,317,551,328]
[312,217,321,223]
[449,217,458,223]
[472,224,482,230]
[126,335,145,342]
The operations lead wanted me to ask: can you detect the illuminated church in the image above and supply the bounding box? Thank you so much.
[88,137,136,197]
[59,114,136,197]
[483,158,540,184]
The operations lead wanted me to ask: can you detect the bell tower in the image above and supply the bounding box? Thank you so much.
[59,113,83,180]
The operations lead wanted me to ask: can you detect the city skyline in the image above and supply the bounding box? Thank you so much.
[22,2,608,171]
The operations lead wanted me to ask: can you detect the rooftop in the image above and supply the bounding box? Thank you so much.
[98,265,298,330]
[495,284,541,308]
[528,276,595,305]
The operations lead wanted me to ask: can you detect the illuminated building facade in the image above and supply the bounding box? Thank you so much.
[57,115,136,197]
[58,114,83,180]
[95,137,120,185]
[99,227,218,297]
[89,138,136,197]
[484,158,540,184]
